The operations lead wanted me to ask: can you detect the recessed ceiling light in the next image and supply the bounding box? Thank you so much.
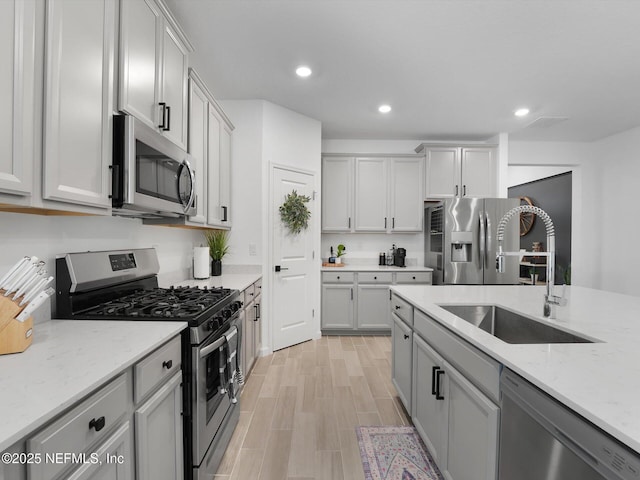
[514,108,530,117]
[295,66,312,77]
[378,104,392,113]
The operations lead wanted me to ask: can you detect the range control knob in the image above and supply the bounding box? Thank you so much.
[222,309,232,319]
[205,319,215,331]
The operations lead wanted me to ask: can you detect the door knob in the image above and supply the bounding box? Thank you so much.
[275,265,289,272]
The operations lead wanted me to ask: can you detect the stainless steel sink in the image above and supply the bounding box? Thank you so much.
[438,304,593,344]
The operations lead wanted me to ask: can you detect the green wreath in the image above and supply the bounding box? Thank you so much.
[279,190,311,234]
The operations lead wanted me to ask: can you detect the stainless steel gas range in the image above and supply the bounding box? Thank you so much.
[55,248,243,480]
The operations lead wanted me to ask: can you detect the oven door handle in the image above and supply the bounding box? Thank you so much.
[180,157,196,214]
[199,325,237,359]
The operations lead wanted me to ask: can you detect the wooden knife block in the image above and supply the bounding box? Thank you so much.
[0,291,34,355]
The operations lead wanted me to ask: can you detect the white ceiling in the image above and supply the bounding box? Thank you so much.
[165,0,640,142]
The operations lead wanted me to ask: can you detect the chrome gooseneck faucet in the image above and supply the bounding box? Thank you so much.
[496,205,567,318]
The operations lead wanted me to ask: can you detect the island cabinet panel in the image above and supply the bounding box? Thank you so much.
[392,313,413,411]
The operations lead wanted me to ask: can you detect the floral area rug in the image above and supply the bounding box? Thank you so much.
[356,426,444,480]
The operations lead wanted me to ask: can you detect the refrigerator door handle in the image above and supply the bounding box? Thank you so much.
[484,212,491,270]
[479,211,486,270]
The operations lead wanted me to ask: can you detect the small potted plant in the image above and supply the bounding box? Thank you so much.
[335,244,346,264]
[205,230,229,276]
[528,267,538,285]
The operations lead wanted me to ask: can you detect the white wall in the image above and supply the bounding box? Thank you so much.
[508,166,573,187]
[0,212,203,287]
[219,100,264,265]
[593,125,640,296]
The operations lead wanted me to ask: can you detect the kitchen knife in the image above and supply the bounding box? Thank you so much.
[12,269,46,301]
[0,256,30,290]
[9,264,45,298]
[3,258,41,296]
[16,287,54,322]
[20,276,53,307]
[1,257,38,293]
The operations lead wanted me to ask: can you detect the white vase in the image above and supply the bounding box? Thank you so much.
[335,257,342,264]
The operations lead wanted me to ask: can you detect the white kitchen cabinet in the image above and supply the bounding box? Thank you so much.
[357,283,391,330]
[389,158,423,231]
[186,74,208,224]
[206,100,233,229]
[443,362,499,480]
[66,422,134,480]
[322,156,423,233]
[391,313,412,411]
[355,158,388,231]
[42,0,115,209]
[0,0,36,198]
[135,371,183,480]
[119,0,191,150]
[240,278,262,378]
[321,284,355,330]
[412,334,447,465]
[421,145,497,200]
[321,157,354,231]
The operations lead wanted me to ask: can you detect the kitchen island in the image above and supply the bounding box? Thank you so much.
[390,284,640,454]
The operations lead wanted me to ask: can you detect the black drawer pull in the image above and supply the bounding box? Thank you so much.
[374,276,377,280]
[162,360,173,369]
[435,369,445,400]
[395,305,401,310]
[413,276,416,280]
[337,276,340,279]
[403,334,409,340]
[89,416,106,432]
[431,366,439,395]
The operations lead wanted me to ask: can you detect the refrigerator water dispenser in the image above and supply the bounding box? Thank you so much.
[450,232,473,262]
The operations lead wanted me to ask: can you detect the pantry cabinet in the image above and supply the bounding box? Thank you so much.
[321,155,423,233]
[419,145,497,200]
[119,0,191,150]
[0,0,36,198]
[42,0,115,209]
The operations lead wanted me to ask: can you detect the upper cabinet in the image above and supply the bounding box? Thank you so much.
[0,0,36,199]
[42,0,116,209]
[119,0,191,150]
[419,144,497,200]
[322,156,423,233]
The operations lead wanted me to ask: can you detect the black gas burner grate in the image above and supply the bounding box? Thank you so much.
[82,286,234,319]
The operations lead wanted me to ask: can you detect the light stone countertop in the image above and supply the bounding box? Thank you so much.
[0,320,186,453]
[160,272,262,292]
[321,265,433,272]
[390,284,640,453]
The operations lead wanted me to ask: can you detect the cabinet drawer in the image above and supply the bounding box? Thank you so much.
[254,277,262,296]
[391,293,413,326]
[395,272,432,284]
[28,372,131,480]
[243,284,256,305]
[322,272,355,283]
[413,309,500,402]
[134,336,182,404]
[358,272,393,284]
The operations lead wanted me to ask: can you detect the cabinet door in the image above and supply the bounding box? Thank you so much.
[253,294,262,362]
[356,284,391,330]
[244,303,256,374]
[187,77,207,223]
[355,158,387,231]
[119,0,161,128]
[390,158,423,231]
[67,422,134,480]
[412,335,447,465]
[0,0,35,196]
[42,0,115,208]
[321,157,353,231]
[392,314,412,411]
[160,21,188,149]
[135,372,183,480]
[443,362,499,480]
[219,122,232,227]
[206,105,222,226]
[321,285,354,329]
[460,148,497,198]
[424,147,460,199]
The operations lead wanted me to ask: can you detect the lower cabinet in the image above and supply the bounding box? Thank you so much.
[321,284,354,329]
[135,372,184,480]
[391,313,412,411]
[241,277,263,378]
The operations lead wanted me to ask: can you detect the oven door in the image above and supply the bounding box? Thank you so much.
[191,321,239,467]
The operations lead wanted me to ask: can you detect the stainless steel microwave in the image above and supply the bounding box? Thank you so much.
[111,115,196,218]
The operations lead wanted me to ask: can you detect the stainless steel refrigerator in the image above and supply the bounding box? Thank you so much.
[425,198,519,285]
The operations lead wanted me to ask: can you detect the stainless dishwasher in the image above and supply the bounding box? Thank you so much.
[499,369,640,480]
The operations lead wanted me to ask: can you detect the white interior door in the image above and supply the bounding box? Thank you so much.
[271,166,316,351]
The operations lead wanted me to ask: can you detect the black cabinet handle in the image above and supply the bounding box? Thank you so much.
[413,276,416,280]
[158,102,167,129]
[435,369,445,400]
[222,206,228,222]
[463,185,466,196]
[249,292,254,296]
[255,303,260,320]
[337,276,340,279]
[392,217,395,229]
[431,366,439,395]
[348,217,351,228]
[89,416,106,432]
[455,185,459,196]
[350,288,353,300]
[162,360,173,369]
[374,276,377,280]
[403,334,409,340]
[395,305,401,310]
[164,105,171,131]
[384,217,387,228]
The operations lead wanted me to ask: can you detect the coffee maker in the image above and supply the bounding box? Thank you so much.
[394,247,406,267]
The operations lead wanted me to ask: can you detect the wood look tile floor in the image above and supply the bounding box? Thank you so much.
[214,335,410,480]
